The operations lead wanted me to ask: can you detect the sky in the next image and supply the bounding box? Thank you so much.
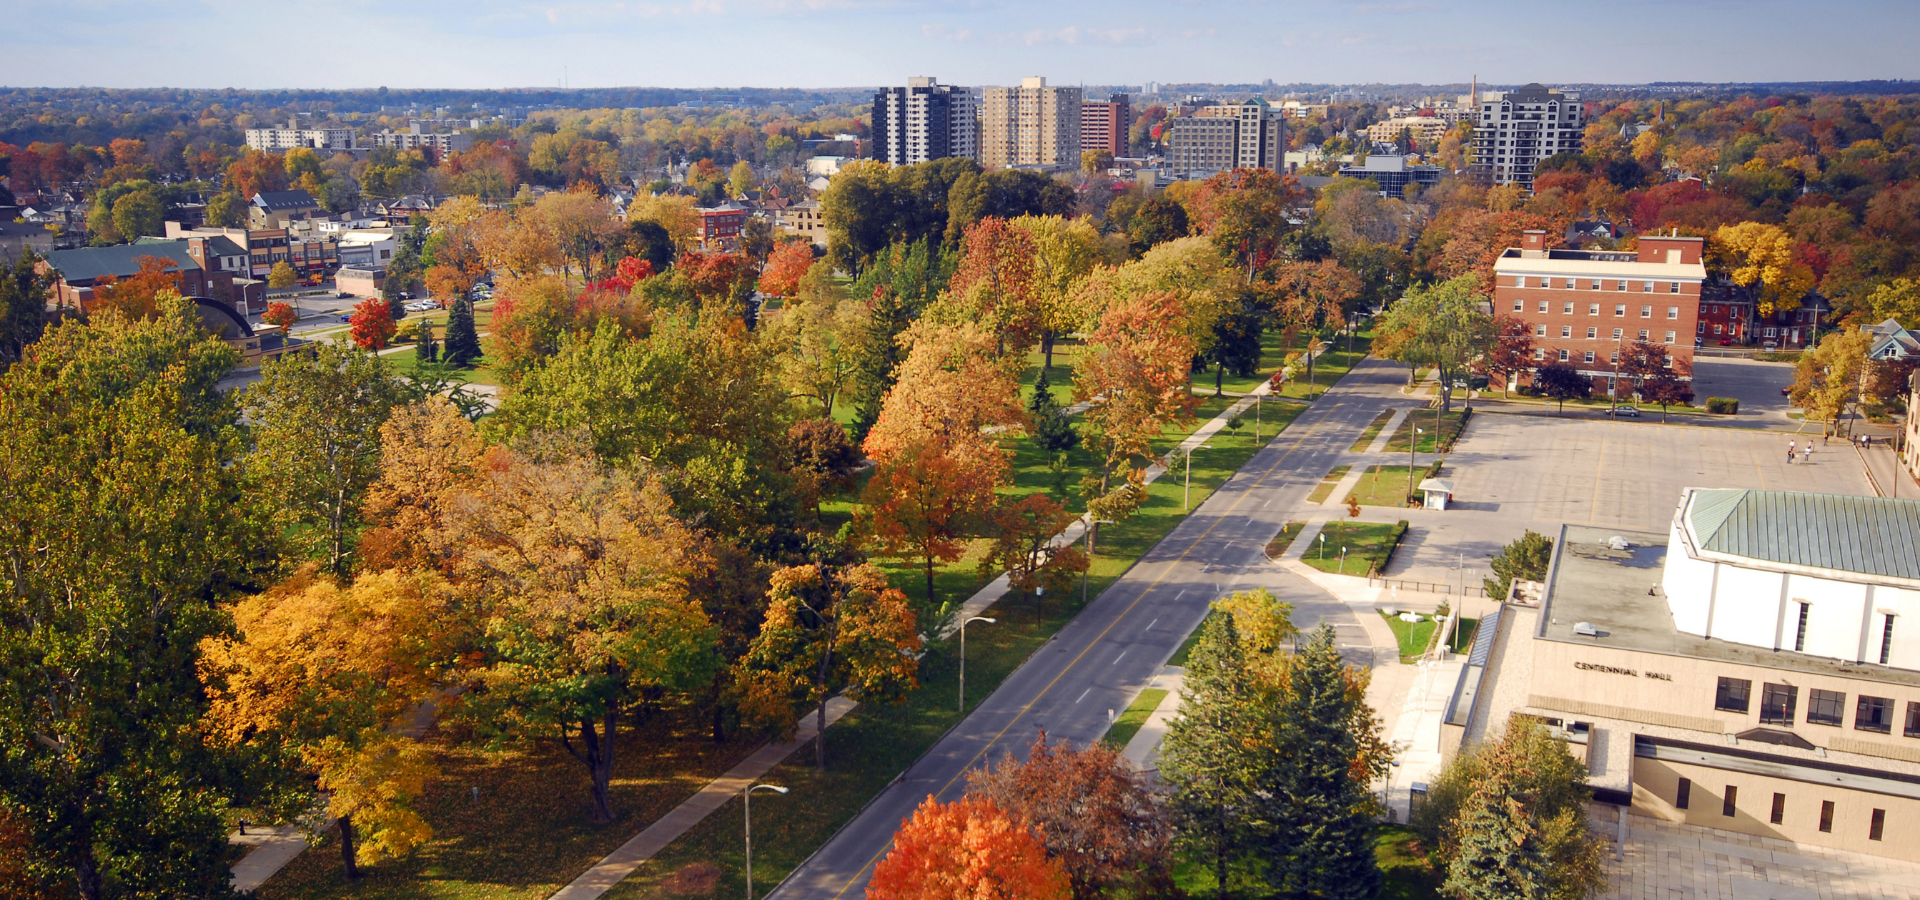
[8,0,1919,91]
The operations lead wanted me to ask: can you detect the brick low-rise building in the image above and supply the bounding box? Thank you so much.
[693,202,748,251]
[1492,231,1706,395]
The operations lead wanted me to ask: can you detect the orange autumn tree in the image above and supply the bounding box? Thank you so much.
[758,240,817,300]
[868,796,1071,900]
[88,254,183,318]
[935,216,1044,355]
[860,321,1027,472]
[348,297,397,349]
[1074,290,1199,508]
[861,437,1001,604]
[357,397,483,573]
[978,493,1088,617]
[262,300,299,332]
[737,561,920,770]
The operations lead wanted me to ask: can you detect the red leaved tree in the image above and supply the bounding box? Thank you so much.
[349,298,398,350]
[262,301,298,332]
[1479,313,1536,396]
[89,255,183,318]
[979,494,1088,619]
[1189,168,1304,282]
[868,796,1071,900]
[967,733,1174,900]
[1075,290,1199,492]
[941,216,1044,355]
[759,240,817,300]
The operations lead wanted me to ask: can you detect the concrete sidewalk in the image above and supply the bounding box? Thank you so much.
[549,698,857,900]
[1118,668,1185,774]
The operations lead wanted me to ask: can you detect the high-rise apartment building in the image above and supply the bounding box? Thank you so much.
[1166,99,1286,176]
[1470,83,1584,191]
[871,77,977,165]
[1081,95,1131,157]
[980,77,1082,170]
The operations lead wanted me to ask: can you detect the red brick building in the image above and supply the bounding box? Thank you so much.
[693,202,748,251]
[1081,96,1131,157]
[1492,231,1706,396]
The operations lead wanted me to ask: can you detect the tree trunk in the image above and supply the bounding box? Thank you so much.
[72,826,103,900]
[569,713,619,823]
[815,697,829,772]
[1214,362,1224,397]
[338,815,360,880]
[924,553,937,606]
[1042,332,1055,371]
[710,675,727,743]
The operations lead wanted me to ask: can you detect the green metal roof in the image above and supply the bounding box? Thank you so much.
[1685,489,1920,581]
[44,241,199,283]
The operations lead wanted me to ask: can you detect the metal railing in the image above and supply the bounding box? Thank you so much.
[1366,574,1487,599]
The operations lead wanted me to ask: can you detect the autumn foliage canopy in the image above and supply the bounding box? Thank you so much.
[867,795,1070,900]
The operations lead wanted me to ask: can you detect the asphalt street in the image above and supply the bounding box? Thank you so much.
[764,358,1414,900]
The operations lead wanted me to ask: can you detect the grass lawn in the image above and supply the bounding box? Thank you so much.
[1351,410,1397,451]
[1306,465,1351,504]
[596,398,1310,900]
[1301,521,1406,577]
[1171,825,1441,899]
[1384,408,1470,453]
[1102,688,1169,750]
[257,704,765,900]
[1265,521,1309,560]
[1375,825,1444,900]
[1381,611,1479,663]
[1266,332,1374,401]
[1345,466,1423,509]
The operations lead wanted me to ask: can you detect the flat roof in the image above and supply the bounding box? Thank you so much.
[1539,524,1920,689]
[1493,252,1706,280]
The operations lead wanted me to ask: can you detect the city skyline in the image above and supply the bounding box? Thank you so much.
[10,0,1920,91]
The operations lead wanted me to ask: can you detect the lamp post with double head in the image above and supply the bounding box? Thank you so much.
[960,616,996,712]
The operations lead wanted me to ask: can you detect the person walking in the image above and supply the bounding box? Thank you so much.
[1789,440,1797,464]
[1803,444,1813,464]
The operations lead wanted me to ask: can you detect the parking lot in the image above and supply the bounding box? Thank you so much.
[1373,411,1878,595]
[1690,356,1798,422]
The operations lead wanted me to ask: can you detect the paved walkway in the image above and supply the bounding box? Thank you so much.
[1601,813,1920,899]
[1118,668,1185,774]
[548,698,857,900]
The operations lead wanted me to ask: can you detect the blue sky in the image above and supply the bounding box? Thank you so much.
[9,0,1917,90]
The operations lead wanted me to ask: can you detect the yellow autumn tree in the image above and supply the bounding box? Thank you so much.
[1712,221,1816,317]
[201,567,452,879]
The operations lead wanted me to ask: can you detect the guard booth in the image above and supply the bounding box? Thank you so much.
[1418,478,1455,510]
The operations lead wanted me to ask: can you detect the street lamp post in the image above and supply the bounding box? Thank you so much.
[1408,426,1423,502]
[1383,760,1402,821]
[959,616,996,712]
[744,782,789,899]
[1340,546,1349,574]
[1183,443,1214,510]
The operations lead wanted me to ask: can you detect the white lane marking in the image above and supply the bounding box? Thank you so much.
[1264,497,1275,508]
[1175,589,1187,600]
[1145,618,1159,631]
[1076,687,1092,704]
[1112,649,1128,665]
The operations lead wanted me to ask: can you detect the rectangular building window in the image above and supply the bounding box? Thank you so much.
[1587,327,1598,340]
[1533,348,1545,361]
[1722,785,1737,817]
[1513,299,1524,311]
[1676,777,1691,810]
[1666,331,1677,344]
[1715,677,1752,712]
[1615,304,1626,316]
[1670,281,1682,293]
[1771,793,1786,824]
[1563,302,1575,314]
[1589,303,1600,315]
[1561,326,1572,338]
[1906,702,1920,738]
[1820,800,1835,832]
[1641,305,1654,318]
[1639,330,1651,341]
[1539,300,1549,313]
[1558,349,1570,362]
[1584,351,1595,364]
[1535,324,1547,337]
[1615,280,1627,291]
[1668,306,1680,319]
[1564,279,1577,289]
[1643,280,1655,292]
[1857,696,1893,733]
[1761,683,1798,725]
[1795,601,1811,652]
[1613,328,1624,340]
[1808,689,1845,726]
[1872,808,1886,841]
[1881,614,1894,665]
[1589,280,1601,290]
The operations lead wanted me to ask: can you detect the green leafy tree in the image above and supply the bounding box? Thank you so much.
[268,261,298,290]
[414,318,439,364]
[243,343,400,574]
[1790,327,1871,436]
[205,191,246,228]
[0,250,52,370]
[1422,725,1605,900]
[1128,197,1191,257]
[110,190,164,243]
[1374,275,1498,411]
[1485,530,1554,601]
[443,295,482,369]
[0,298,266,900]
[1203,293,1267,396]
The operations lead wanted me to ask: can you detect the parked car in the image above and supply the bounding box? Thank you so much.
[337,313,354,323]
[1606,405,1641,418]
[337,291,352,299]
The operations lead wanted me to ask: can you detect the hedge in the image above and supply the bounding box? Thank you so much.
[1705,397,1740,414]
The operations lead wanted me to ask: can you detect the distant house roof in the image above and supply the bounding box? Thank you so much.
[252,190,319,212]
[44,241,201,283]
[1680,488,1920,584]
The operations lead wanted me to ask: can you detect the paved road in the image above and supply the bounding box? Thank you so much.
[1690,357,1795,422]
[766,358,1412,900]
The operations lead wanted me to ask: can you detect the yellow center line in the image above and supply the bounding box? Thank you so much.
[822,403,1362,899]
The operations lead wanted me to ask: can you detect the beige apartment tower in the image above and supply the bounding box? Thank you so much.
[980,77,1083,169]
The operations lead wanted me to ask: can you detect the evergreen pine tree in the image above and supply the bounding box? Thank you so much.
[1029,367,1079,453]
[443,296,482,369]
[1441,759,1556,900]
[1264,624,1385,900]
[1160,613,1260,895]
[415,319,439,365]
